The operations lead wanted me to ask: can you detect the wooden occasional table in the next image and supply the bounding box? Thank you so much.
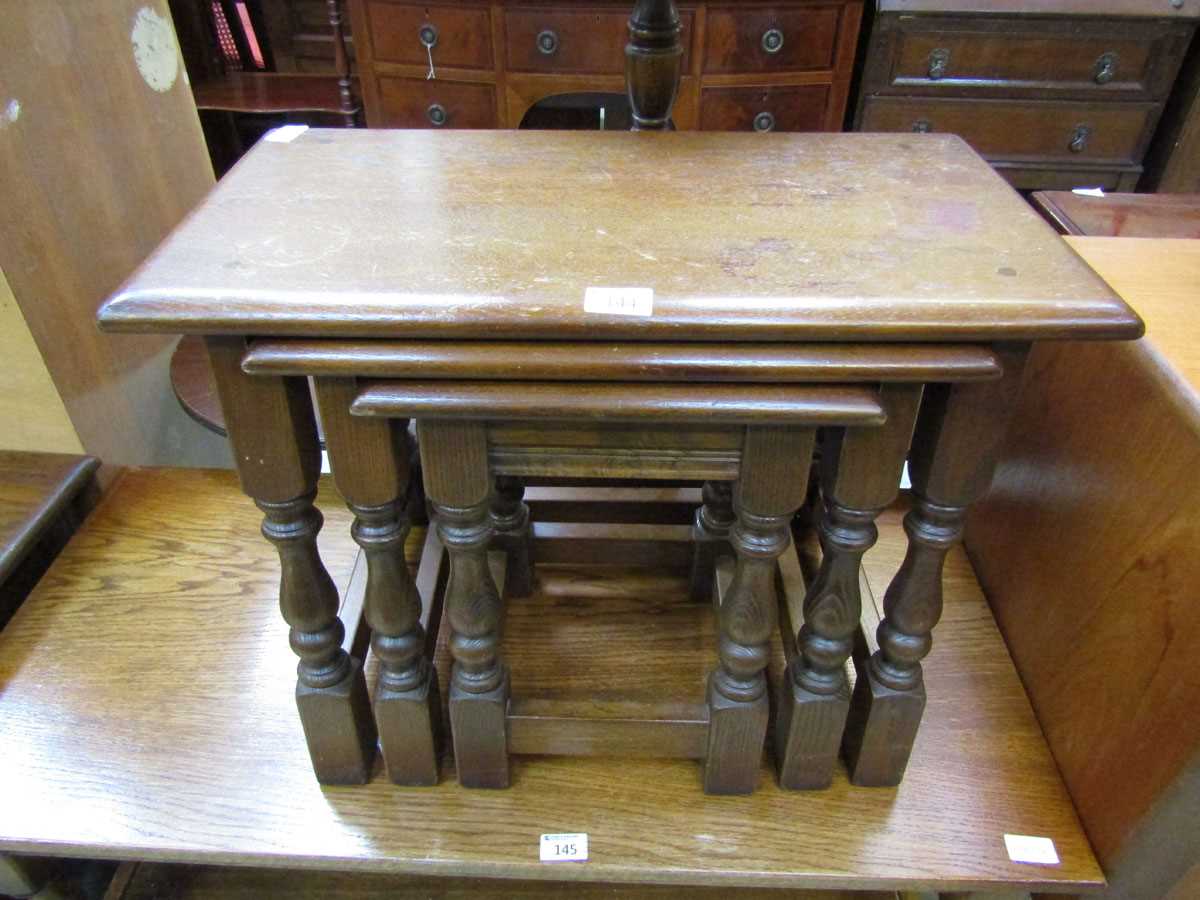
[98,127,1140,794]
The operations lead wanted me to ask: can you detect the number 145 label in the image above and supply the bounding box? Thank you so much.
[540,832,589,862]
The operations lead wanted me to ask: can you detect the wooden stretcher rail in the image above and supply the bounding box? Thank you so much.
[350,381,887,424]
[242,340,1004,382]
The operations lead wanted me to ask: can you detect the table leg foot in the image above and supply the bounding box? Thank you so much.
[775,664,850,790]
[295,655,377,785]
[376,675,443,786]
[841,665,926,787]
[450,669,511,789]
[703,673,769,794]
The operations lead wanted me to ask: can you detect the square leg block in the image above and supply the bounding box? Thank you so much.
[703,674,769,795]
[449,669,511,789]
[841,663,926,788]
[774,663,851,790]
[295,656,377,785]
[376,675,443,786]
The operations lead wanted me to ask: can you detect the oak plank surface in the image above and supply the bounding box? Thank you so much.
[97,130,1139,343]
[0,468,1101,892]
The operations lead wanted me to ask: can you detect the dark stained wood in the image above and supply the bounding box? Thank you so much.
[626,0,684,129]
[505,8,693,75]
[687,480,734,601]
[171,336,225,436]
[192,72,356,113]
[207,337,376,785]
[881,0,1200,14]
[243,340,1004,382]
[1142,30,1200,191]
[314,378,441,785]
[699,84,830,132]
[703,4,841,74]
[488,475,534,598]
[352,381,886,424]
[776,384,922,790]
[1032,190,1200,237]
[95,130,1141,343]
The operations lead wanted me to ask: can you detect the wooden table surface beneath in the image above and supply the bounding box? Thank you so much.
[0,467,1101,892]
[1035,192,1200,238]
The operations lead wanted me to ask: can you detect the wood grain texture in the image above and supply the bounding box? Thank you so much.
[242,339,1004,382]
[0,468,1101,890]
[1033,191,1200,237]
[0,452,99,586]
[964,237,1200,898]
[0,1,226,466]
[96,130,1139,343]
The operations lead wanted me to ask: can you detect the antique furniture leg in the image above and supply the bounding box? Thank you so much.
[419,420,510,788]
[705,425,814,794]
[843,347,1029,786]
[688,481,735,601]
[206,337,376,784]
[315,377,440,785]
[489,475,534,598]
[625,0,682,131]
[776,384,923,789]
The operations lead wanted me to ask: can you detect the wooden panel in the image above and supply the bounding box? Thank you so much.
[1141,33,1200,192]
[352,381,886,424]
[0,467,1103,891]
[488,421,744,450]
[703,4,842,74]
[374,76,496,127]
[700,84,831,131]
[365,1,492,68]
[98,130,1140,343]
[0,267,81,454]
[505,7,693,75]
[0,451,98,585]
[860,97,1154,165]
[0,1,226,466]
[1032,191,1200,237]
[242,339,1003,382]
[879,0,1200,15]
[192,72,356,114]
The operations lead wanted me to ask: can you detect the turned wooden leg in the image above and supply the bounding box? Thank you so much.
[705,426,813,795]
[688,480,735,602]
[316,378,440,785]
[420,420,510,788]
[844,348,1029,786]
[776,385,922,789]
[207,338,375,784]
[489,475,534,598]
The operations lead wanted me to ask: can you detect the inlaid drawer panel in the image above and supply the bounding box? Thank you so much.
[375,76,497,127]
[700,84,830,131]
[505,8,694,74]
[879,18,1181,99]
[859,97,1154,164]
[704,4,842,74]
[367,2,493,69]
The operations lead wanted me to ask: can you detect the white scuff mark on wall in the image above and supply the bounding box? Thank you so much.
[131,6,179,93]
[0,99,20,128]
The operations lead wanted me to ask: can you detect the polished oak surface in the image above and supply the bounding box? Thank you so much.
[0,468,1101,891]
[97,129,1139,342]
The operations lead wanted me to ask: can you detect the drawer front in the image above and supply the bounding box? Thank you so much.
[375,77,497,128]
[877,17,1190,100]
[704,4,843,74]
[367,2,493,69]
[505,8,693,75]
[859,97,1154,165]
[700,84,831,132]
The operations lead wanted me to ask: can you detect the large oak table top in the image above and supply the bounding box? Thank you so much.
[98,129,1140,343]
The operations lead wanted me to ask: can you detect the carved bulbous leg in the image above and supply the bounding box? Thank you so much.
[352,499,441,785]
[688,480,735,602]
[259,492,376,784]
[625,0,683,130]
[489,475,534,598]
[776,501,880,789]
[437,500,510,788]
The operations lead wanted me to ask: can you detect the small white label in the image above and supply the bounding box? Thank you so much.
[1072,187,1106,197]
[540,832,588,862]
[265,124,310,143]
[584,287,653,317]
[1004,834,1060,865]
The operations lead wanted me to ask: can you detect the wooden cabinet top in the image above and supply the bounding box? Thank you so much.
[98,129,1140,343]
[877,0,1200,17]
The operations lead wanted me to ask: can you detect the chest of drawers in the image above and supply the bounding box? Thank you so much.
[347,0,863,131]
[854,0,1200,191]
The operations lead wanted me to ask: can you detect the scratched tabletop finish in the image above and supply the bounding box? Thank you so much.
[97,130,1140,342]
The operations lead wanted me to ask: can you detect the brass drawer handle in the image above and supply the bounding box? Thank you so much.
[912,119,932,133]
[427,103,448,126]
[928,48,950,80]
[1094,52,1119,85]
[1069,124,1091,153]
[762,28,784,54]
[753,110,775,132]
[536,29,559,55]
[418,23,438,49]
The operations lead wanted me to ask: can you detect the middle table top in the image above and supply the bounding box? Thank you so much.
[99,129,1140,344]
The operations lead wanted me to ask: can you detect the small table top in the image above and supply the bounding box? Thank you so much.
[1035,192,1200,239]
[99,129,1139,344]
